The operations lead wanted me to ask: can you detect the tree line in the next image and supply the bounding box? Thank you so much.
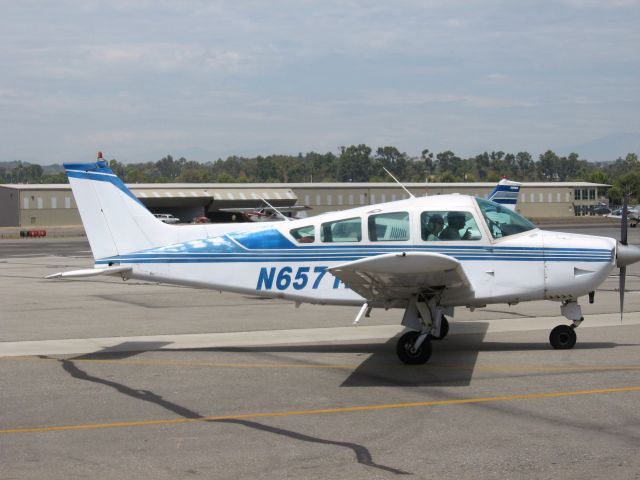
[2,146,639,203]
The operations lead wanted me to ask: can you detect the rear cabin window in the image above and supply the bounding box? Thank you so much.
[290,225,315,243]
[321,217,362,242]
[368,211,410,241]
[421,211,482,241]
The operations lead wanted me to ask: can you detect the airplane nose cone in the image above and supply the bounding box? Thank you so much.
[617,243,640,267]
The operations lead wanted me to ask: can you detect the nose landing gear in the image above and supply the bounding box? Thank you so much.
[549,324,577,349]
[549,301,582,350]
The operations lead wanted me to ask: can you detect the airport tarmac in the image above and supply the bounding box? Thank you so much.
[1,226,640,479]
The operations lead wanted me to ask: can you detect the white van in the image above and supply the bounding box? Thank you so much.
[153,213,180,224]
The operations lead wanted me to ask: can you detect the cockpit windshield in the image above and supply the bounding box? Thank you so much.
[475,197,537,239]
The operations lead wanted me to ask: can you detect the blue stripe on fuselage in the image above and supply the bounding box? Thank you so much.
[95,229,613,265]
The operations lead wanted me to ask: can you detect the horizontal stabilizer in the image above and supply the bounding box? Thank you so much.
[45,266,132,280]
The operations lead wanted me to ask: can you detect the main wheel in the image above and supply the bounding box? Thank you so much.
[396,331,432,364]
[549,325,577,350]
[430,316,449,341]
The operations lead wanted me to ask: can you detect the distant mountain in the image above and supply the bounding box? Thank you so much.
[0,161,25,170]
[557,132,640,162]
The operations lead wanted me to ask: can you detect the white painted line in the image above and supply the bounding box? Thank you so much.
[1,313,639,357]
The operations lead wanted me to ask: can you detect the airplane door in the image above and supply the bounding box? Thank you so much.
[491,230,546,303]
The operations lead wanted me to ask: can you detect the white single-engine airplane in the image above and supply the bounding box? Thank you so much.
[48,157,640,364]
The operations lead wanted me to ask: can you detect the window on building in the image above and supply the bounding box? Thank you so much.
[326,194,332,205]
[37,197,43,209]
[582,189,588,200]
[321,217,362,242]
[337,194,343,206]
[65,196,71,209]
[589,189,596,200]
[23,197,29,209]
[368,211,409,241]
[51,197,57,209]
[574,189,581,200]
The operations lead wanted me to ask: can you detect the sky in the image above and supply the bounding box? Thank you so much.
[1,0,639,165]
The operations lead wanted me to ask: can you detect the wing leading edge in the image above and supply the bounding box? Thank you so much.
[329,252,474,304]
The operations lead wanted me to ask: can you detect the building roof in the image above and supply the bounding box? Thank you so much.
[0,181,611,191]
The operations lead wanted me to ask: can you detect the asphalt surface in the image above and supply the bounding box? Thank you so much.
[1,226,640,479]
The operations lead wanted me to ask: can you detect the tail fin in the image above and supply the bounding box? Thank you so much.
[65,159,173,260]
[487,178,521,211]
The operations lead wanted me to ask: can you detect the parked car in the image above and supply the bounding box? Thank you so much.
[153,213,180,224]
[593,205,611,215]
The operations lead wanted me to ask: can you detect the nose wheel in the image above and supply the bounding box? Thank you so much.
[396,331,432,364]
[549,324,577,350]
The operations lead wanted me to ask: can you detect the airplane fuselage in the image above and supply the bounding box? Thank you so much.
[96,195,617,308]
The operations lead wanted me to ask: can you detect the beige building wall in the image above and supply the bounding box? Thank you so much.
[15,189,80,227]
[0,182,606,227]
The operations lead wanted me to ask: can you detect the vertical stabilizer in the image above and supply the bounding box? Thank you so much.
[487,179,521,211]
[65,159,173,260]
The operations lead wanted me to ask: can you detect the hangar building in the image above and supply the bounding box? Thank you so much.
[0,181,608,227]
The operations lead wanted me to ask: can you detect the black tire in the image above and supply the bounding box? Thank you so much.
[549,325,577,350]
[396,331,432,364]
[431,316,449,341]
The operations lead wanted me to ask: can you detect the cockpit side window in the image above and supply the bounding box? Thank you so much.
[368,211,409,241]
[321,217,362,242]
[475,197,536,239]
[290,225,315,243]
[420,211,482,241]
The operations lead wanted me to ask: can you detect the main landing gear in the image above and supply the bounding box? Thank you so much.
[549,301,583,350]
[396,296,450,364]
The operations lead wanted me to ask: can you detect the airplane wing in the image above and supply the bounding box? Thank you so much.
[329,252,473,303]
[45,265,132,279]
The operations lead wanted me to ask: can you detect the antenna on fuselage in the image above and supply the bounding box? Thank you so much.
[259,196,291,222]
[383,167,415,199]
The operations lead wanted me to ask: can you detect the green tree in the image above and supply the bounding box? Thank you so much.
[537,150,560,181]
[515,152,533,179]
[337,144,372,182]
[374,146,409,179]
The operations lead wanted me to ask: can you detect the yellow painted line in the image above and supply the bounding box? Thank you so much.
[442,364,640,374]
[2,386,639,435]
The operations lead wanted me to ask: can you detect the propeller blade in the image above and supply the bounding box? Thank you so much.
[620,266,626,323]
[621,193,629,246]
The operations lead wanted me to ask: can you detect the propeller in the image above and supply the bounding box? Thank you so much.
[620,193,628,322]
[616,194,640,321]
